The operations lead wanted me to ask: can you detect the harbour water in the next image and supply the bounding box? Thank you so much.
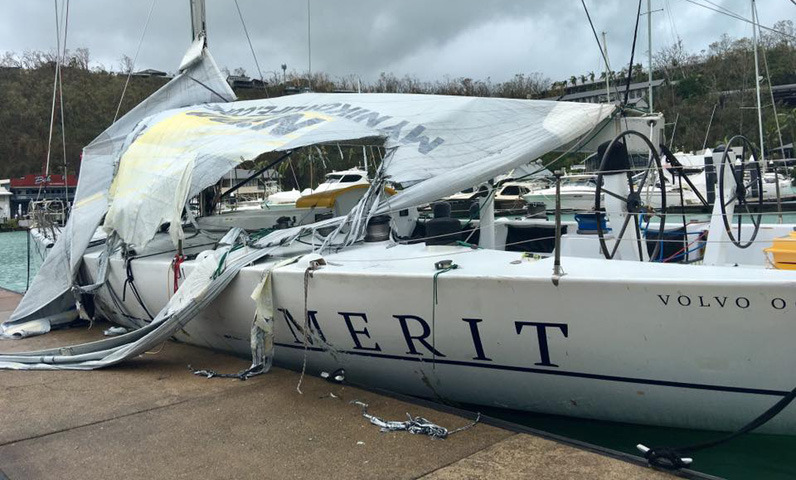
[0,231,42,293]
[1,228,795,479]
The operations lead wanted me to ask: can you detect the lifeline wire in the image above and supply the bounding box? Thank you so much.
[681,0,796,40]
[113,0,157,124]
[234,0,268,98]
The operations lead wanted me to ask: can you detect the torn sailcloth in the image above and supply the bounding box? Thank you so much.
[0,234,272,370]
[102,103,385,249]
[7,81,614,334]
[104,94,613,249]
[352,401,481,439]
[6,46,235,328]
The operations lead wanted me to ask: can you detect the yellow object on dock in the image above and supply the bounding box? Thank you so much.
[765,230,796,270]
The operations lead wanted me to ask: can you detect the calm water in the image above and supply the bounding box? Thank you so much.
[1,229,795,478]
[0,231,42,293]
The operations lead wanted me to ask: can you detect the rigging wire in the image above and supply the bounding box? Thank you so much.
[40,0,65,201]
[681,0,796,41]
[233,0,268,98]
[623,0,644,107]
[58,0,70,217]
[112,0,157,124]
[579,0,625,102]
[754,1,785,221]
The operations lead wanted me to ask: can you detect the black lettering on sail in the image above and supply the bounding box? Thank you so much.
[355,111,392,127]
[251,113,325,135]
[401,125,444,154]
[657,294,671,306]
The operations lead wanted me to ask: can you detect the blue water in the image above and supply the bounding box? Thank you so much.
[0,231,43,293]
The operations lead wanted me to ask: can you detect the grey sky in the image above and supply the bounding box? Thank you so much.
[0,0,791,84]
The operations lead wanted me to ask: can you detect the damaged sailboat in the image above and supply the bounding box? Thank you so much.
[3,5,796,439]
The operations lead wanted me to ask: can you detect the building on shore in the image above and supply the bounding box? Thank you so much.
[219,168,279,203]
[542,79,666,109]
[9,174,77,217]
[0,179,11,222]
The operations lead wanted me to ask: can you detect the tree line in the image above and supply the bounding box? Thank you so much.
[0,19,794,188]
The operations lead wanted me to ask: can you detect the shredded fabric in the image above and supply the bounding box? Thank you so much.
[188,363,263,381]
[187,255,305,381]
[351,401,480,439]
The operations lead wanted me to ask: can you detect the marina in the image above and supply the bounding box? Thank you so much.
[1,0,796,478]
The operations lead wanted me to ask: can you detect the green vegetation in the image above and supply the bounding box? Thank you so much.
[0,20,794,189]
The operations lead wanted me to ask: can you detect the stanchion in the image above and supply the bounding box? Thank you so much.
[552,170,564,285]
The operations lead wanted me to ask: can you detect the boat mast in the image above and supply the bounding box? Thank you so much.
[307,0,312,91]
[647,0,653,113]
[189,0,207,45]
[602,31,611,101]
[751,0,765,168]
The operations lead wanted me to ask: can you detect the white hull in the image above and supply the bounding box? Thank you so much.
[523,190,599,212]
[83,237,796,434]
[197,205,332,232]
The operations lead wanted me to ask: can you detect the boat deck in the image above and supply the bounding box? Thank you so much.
[0,288,682,479]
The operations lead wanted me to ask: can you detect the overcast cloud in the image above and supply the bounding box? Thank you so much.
[0,0,791,84]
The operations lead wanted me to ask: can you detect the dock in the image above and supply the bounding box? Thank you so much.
[0,288,676,479]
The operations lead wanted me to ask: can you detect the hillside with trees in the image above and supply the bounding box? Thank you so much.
[0,19,793,189]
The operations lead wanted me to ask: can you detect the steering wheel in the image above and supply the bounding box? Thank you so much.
[595,130,667,261]
[718,135,763,249]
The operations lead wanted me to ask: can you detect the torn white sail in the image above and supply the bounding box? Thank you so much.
[6,71,615,331]
[103,94,614,248]
[7,47,235,327]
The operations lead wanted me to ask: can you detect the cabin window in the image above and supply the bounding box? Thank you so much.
[341,175,362,182]
[500,186,521,196]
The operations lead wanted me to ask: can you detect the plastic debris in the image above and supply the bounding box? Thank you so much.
[351,401,480,439]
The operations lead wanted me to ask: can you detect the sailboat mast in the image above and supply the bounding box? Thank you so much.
[602,31,610,101]
[751,0,765,165]
[307,0,312,91]
[647,0,653,113]
[189,0,207,44]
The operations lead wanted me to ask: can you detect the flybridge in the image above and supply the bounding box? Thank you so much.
[189,102,446,155]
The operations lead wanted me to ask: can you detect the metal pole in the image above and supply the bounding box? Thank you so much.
[552,170,563,286]
[602,31,611,101]
[702,103,718,151]
[307,0,312,91]
[63,165,69,223]
[647,0,654,113]
[26,229,31,292]
[220,150,294,200]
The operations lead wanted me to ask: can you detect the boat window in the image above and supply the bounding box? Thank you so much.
[500,185,521,196]
[341,175,363,182]
[326,174,343,182]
